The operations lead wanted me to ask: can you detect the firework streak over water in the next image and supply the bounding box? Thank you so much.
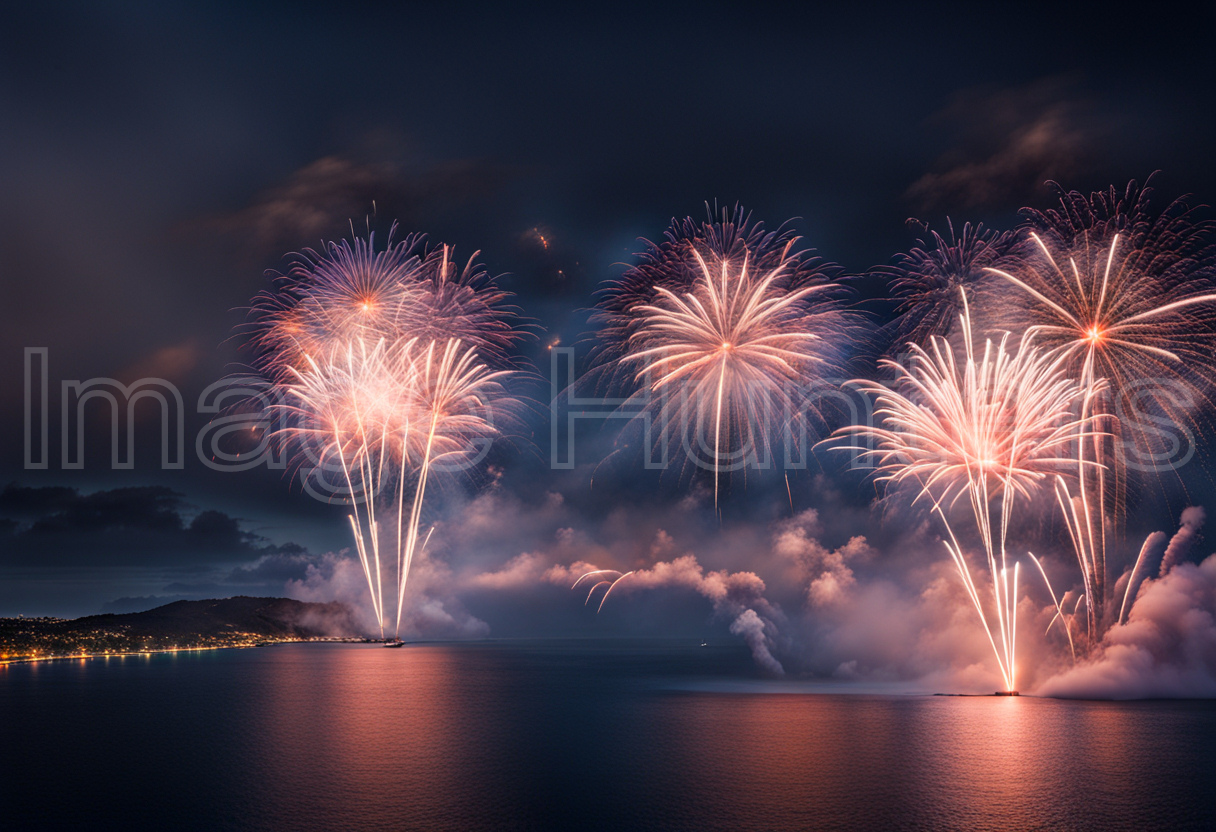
[592,208,852,510]
[834,293,1099,692]
[249,229,522,638]
[985,180,1216,640]
[226,187,1216,689]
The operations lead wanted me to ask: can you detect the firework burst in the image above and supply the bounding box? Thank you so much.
[593,207,850,508]
[835,292,1100,691]
[986,179,1216,637]
[249,229,522,638]
[250,228,428,380]
[251,227,522,374]
[880,219,1017,349]
[403,244,523,366]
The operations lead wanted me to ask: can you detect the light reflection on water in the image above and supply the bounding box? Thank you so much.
[2,641,1212,831]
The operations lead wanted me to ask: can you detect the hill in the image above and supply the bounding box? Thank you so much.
[0,597,363,660]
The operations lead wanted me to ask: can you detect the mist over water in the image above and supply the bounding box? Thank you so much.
[2,642,1213,831]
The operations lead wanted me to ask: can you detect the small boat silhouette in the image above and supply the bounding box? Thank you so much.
[383,641,405,648]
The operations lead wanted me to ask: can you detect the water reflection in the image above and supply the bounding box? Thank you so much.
[1,642,1212,831]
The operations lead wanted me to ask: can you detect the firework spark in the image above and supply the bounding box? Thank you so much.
[835,291,1099,691]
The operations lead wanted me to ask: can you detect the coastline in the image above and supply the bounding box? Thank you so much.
[0,637,374,668]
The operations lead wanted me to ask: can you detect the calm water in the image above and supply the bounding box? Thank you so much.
[2,641,1213,831]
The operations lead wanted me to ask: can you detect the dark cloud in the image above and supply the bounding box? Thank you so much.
[906,79,1105,212]
[0,484,79,518]
[223,545,313,584]
[191,153,515,261]
[0,484,305,567]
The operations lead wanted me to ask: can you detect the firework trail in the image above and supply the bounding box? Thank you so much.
[269,337,414,637]
[1117,531,1167,627]
[250,229,521,638]
[986,179,1216,638]
[1028,552,1077,661]
[391,339,515,637]
[1040,584,1089,661]
[593,207,850,509]
[835,291,1098,691]
[879,219,1017,349]
[571,570,634,612]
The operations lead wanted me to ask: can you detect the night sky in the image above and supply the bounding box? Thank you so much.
[2,2,1215,628]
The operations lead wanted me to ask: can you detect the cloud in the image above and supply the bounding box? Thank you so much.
[284,552,379,633]
[468,551,571,591]
[275,484,796,663]
[906,78,1105,212]
[372,492,1011,684]
[454,518,788,670]
[223,545,314,584]
[1036,553,1216,699]
[594,548,787,675]
[774,509,876,606]
[1159,506,1205,577]
[193,153,513,260]
[285,547,490,639]
[782,555,1023,690]
[730,609,784,676]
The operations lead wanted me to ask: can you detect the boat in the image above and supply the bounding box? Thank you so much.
[383,641,405,648]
